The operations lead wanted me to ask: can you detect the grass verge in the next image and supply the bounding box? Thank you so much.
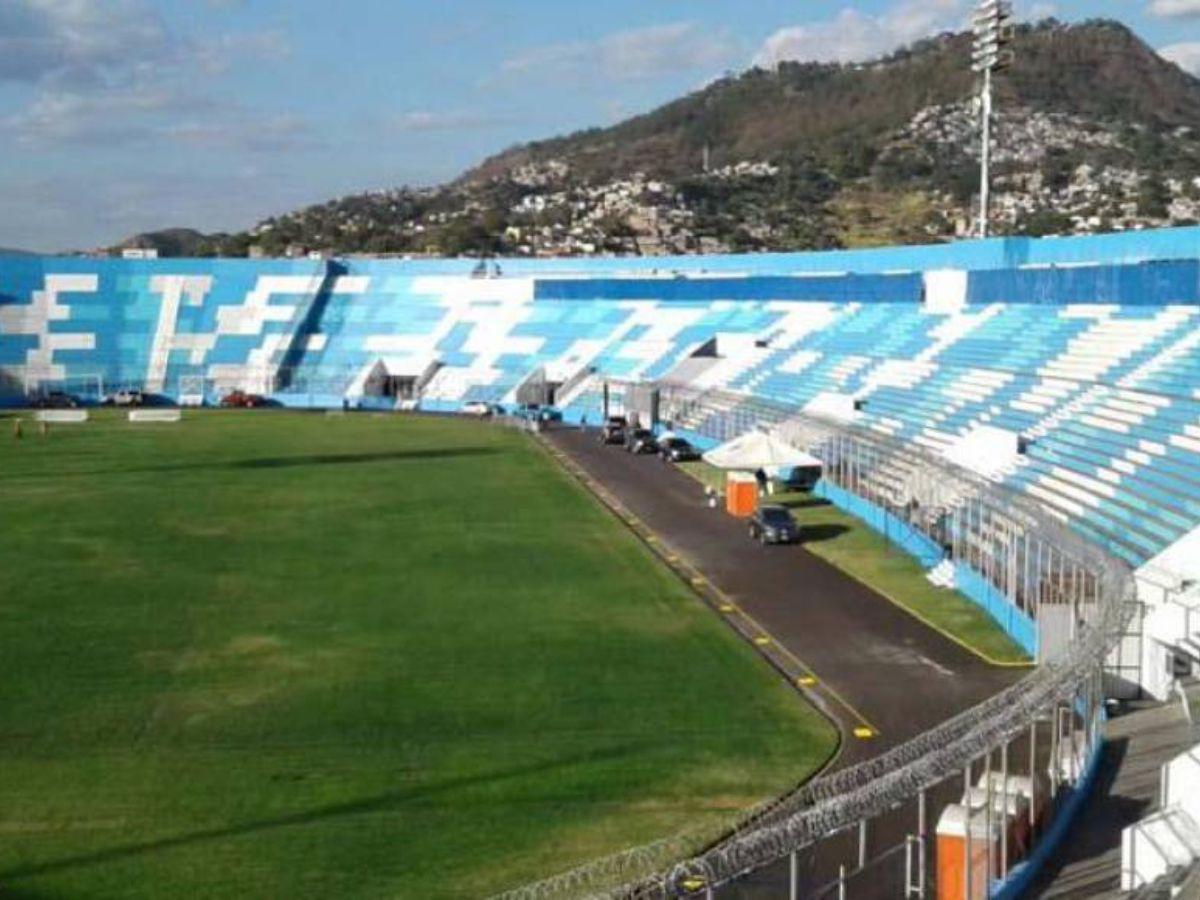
[677,461,1031,667]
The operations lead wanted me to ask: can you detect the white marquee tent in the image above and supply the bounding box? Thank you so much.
[702,429,823,472]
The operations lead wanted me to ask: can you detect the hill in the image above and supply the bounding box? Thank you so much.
[115,18,1200,257]
[116,228,245,258]
[467,19,1200,186]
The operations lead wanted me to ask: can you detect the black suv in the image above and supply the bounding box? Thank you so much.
[658,436,700,463]
[33,391,79,409]
[748,505,800,545]
[625,428,658,454]
[599,415,628,445]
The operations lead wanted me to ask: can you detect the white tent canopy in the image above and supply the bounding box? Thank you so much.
[702,429,823,471]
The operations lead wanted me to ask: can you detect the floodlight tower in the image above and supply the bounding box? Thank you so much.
[971,0,1013,237]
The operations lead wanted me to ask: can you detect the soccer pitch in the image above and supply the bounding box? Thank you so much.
[0,411,837,898]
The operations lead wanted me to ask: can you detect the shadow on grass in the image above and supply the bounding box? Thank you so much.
[0,743,651,883]
[778,497,832,510]
[0,447,498,482]
[230,447,494,470]
[800,524,850,544]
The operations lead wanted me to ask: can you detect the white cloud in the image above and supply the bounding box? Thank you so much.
[0,1,296,152]
[754,0,965,67]
[393,111,514,132]
[501,22,739,82]
[195,30,291,74]
[1025,2,1060,19]
[165,113,317,153]
[1150,0,1200,19]
[1161,41,1200,74]
[0,168,313,252]
[0,0,173,88]
[8,86,314,154]
[6,87,201,144]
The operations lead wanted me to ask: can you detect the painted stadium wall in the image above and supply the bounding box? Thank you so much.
[3,226,1200,410]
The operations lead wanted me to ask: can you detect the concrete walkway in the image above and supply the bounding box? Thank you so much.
[1032,682,1200,898]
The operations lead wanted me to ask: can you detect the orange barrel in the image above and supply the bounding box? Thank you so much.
[725,472,758,518]
[936,803,998,900]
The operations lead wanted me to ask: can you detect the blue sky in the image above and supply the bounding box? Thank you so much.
[3,0,1200,251]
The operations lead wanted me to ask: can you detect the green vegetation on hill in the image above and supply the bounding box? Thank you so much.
[472,19,1200,186]
[0,411,836,898]
[112,19,1200,258]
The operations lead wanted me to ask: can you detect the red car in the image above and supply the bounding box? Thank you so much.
[219,390,267,408]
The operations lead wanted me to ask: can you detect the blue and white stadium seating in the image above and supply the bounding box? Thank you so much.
[4,227,1200,699]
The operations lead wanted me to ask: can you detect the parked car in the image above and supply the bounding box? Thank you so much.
[599,415,628,445]
[625,428,658,455]
[33,391,79,409]
[460,400,494,417]
[658,436,701,463]
[748,505,800,545]
[103,389,144,407]
[778,464,824,493]
[219,390,267,409]
[515,403,561,422]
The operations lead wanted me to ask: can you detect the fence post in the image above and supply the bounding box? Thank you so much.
[918,788,928,898]
[965,762,974,900]
[1001,740,1010,880]
[859,818,868,870]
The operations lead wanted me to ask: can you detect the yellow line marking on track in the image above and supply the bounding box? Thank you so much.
[797,676,818,687]
[534,434,882,742]
[754,636,771,646]
[703,583,882,738]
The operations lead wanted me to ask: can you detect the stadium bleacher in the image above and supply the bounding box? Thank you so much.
[3,230,1200,604]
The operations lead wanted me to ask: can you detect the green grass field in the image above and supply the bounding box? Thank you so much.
[677,461,1030,666]
[0,411,837,899]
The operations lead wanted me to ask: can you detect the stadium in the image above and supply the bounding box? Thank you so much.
[2,221,1200,899]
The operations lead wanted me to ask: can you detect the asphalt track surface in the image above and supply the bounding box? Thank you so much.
[545,426,1027,896]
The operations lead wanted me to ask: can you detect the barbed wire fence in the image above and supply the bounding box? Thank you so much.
[493,379,1136,900]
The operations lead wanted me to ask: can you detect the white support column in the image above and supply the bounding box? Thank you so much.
[979,66,993,238]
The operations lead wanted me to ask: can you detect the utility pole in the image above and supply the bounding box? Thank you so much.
[971,0,1013,238]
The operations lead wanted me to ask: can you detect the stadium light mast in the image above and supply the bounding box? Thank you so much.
[971,0,1014,238]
